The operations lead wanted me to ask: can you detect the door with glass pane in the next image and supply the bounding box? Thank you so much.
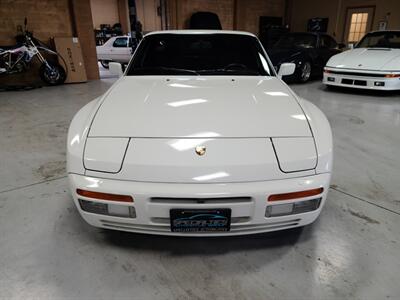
[344,7,375,46]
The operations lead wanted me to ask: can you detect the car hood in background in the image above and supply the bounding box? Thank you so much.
[89,76,311,138]
[327,48,400,71]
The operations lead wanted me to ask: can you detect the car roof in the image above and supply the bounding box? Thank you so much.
[144,30,257,38]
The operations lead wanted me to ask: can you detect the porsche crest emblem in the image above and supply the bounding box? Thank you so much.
[195,145,206,156]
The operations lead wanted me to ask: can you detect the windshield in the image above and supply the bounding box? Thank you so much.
[127,33,273,76]
[356,31,400,49]
[273,33,317,49]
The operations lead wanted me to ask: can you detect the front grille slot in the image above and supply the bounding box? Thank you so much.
[150,197,252,204]
[151,216,251,225]
[100,218,301,233]
[354,80,367,86]
[342,78,353,85]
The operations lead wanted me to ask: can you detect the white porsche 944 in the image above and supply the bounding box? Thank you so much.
[324,30,400,90]
[67,30,332,236]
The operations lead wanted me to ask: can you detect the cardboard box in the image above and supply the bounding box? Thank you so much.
[53,37,87,83]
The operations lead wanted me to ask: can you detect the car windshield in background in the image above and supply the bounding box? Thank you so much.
[127,34,272,76]
[356,31,400,49]
[273,34,317,49]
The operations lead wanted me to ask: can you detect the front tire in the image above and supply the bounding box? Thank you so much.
[298,61,312,83]
[39,62,66,85]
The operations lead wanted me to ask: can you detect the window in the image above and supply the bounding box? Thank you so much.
[113,38,128,48]
[320,35,337,49]
[356,31,400,49]
[348,13,368,43]
[274,33,317,49]
[127,34,273,76]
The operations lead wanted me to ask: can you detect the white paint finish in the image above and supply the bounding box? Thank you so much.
[277,62,296,77]
[69,172,330,236]
[68,31,332,235]
[298,99,333,174]
[67,99,100,175]
[109,62,123,77]
[272,137,317,172]
[83,138,129,173]
[326,48,400,71]
[2,78,400,299]
[145,29,257,37]
[89,76,312,138]
[85,138,315,183]
[324,42,400,90]
[323,70,400,90]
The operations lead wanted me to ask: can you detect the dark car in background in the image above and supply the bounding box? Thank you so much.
[268,32,344,82]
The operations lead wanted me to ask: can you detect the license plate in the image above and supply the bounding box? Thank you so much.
[170,209,231,232]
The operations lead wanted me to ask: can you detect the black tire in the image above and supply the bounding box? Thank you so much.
[297,61,312,83]
[100,60,110,69]
[39,62,66,85]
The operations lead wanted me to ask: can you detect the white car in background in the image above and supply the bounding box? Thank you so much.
[323,30,400,90]
[96,36,135,68]
[68,30,332,236]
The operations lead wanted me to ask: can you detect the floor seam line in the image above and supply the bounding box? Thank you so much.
[330,187,400,216]
[0,176,67,194]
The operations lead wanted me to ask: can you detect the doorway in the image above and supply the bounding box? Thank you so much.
[343,6,375,46]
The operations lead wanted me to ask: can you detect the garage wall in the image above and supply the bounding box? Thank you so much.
[136,0,163,32]
[0,0,73,45]
[235,0,285,34]
[0,0,99,82]
[163,0,286,35]
[90,0,120,29]
[289,0,400,42]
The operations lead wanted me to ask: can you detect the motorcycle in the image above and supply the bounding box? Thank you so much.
[0,18,66,85]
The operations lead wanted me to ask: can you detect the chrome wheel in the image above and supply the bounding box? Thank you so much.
[300,61,311,82]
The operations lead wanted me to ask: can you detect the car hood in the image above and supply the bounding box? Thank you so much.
[267,47,303,65]
[89,76,312,138]
[327,48,400,71]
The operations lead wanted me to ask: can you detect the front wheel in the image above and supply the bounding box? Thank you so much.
[100,60,110,69]
[297,61,312,83]
[39,62,66,85]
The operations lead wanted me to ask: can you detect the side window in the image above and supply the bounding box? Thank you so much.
[321,35,337,48]
[113,38,128,48]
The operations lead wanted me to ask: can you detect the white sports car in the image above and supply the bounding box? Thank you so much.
[323,30,400,90]
[68,30,332,236]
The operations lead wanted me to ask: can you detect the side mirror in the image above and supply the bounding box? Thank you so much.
[338,43,346,49]
[109,62,123,77]
[278,63,296,77]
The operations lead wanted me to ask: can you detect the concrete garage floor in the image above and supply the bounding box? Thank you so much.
[0,78,400,299]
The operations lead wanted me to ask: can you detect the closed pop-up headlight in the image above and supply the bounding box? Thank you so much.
[271,137,317,172]
[84,137,130,173]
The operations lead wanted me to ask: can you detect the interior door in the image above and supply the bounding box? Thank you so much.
[344,7,375,46]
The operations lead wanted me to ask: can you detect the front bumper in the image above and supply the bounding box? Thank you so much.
[323,68,400,90]
[69,173,331,236]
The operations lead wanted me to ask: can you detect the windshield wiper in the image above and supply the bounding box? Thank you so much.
[198,68,260,75]
[130,67,199,75]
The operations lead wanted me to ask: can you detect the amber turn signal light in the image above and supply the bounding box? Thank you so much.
[385,74,400,78]
[77,189,134,202]
[268,187,324,202]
